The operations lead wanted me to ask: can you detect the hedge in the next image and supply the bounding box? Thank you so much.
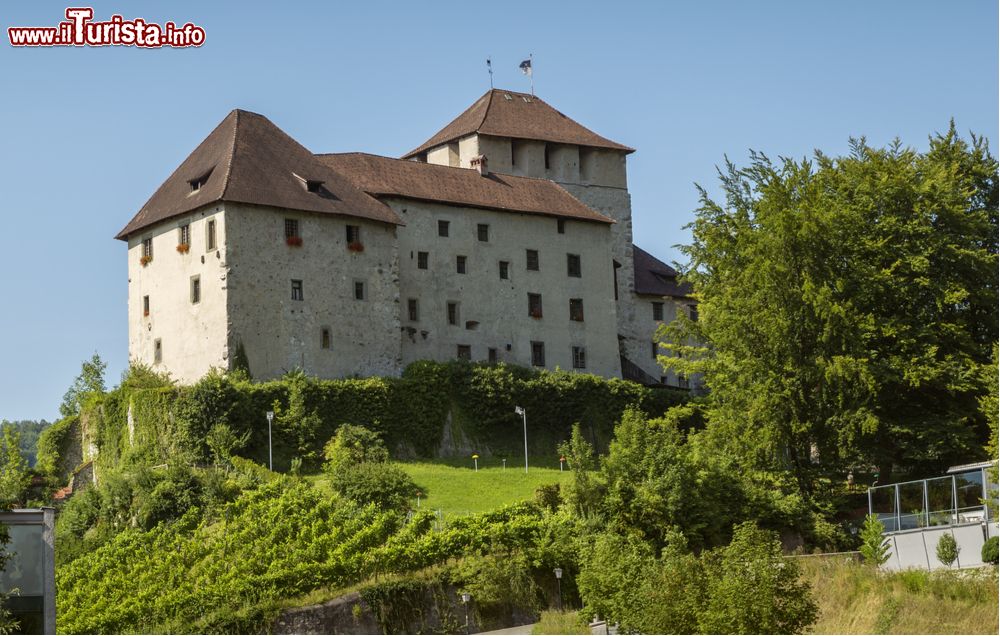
[74,361,689,474]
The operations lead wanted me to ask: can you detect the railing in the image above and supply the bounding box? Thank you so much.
[868,465,996,533]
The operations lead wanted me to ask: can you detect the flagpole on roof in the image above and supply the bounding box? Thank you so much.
[487,57,493,89]
[519,55,534,97]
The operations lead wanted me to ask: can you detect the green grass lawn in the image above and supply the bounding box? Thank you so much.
[397,459,571,518]
[306,456,573,519]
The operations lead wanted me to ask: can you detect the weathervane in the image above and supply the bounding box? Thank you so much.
[486,57,493,88]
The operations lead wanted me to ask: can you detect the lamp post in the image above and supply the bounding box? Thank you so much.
[515,406,527,473]
[472,453,479,472]
[461,592,472,634]
[554,567,563,611]
[559,455,565,472]
[265,411,274,471]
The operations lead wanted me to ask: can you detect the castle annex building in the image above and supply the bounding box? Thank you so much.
[116,90,695,386]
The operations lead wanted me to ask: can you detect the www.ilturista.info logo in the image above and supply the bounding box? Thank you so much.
[8,7,205,48]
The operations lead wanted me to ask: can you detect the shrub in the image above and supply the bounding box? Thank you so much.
[935,533,960,568]
[982,536,999,565]
[859,514,890,566]
[330,462,421,511]
[323,424,389,475]
[699,522,818,634]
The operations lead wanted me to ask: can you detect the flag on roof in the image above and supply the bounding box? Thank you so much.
[519,58,532,76]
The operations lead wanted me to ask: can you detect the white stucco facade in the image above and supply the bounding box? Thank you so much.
[124,95,694,388]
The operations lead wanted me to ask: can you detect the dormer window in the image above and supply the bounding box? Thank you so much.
[188,170,211,192]
[306,180,324,193]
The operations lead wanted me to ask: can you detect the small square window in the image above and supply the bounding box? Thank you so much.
[190,276,201,304]
[206,219,217,251]
[567,254,581,278]
[557,219,566,234]
[457,344,471,360]
[285,218,300,239]
[531,341,545,367]
[569,298,584,322]
[488,347,498,363]
[438,220,450,237]
[678,376,690,389]
[142,295,150,318]
[154,338,162,364]
[572,346,587,369]
[291,279,304,301]
[408,298,419,322]
[417,251,429,270]
[499,261,510,280]
[354,281,366,300]
[689,305,699,322]
[178,224,190,247]
[651,341,658,359]
[477,224,490,242]
[346,225,361,244]
[456,255,467,274]
[142,237,153,259]
[447,302,459,326]
[528,293,543,318]
[526,249,539,271]
[544,144,552,170]
[652,302,664,322]
[321,328,331,350]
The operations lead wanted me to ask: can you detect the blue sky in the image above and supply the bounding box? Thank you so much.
[0,1,996,421]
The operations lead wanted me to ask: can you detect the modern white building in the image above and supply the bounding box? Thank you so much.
[116,90,695,386]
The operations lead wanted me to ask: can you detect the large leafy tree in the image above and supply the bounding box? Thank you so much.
[661,126,998,492]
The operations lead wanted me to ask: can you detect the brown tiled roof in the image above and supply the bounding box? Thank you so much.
[115,110,401,240]
[633,245,692,298]
[317,153,614,224]
[402,89,635,159]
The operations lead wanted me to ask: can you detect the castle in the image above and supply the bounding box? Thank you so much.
[116,89,695,387]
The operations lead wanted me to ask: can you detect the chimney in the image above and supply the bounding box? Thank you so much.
[470,154,488,176]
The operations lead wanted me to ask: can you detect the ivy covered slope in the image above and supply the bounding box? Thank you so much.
[50,361,686,475]
[56,467,549,634]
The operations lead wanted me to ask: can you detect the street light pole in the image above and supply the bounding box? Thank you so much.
[515,406,527,473]
[554,567,563,611]
[461,592,471,634]
[266,411,274,471]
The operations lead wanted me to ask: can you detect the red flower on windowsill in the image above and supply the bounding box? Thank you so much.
[348,241,365,253]
[140,255,153,266]
[143,310,150,318]
[529,309,543,319]
[286,236,303,247]
[176,243,190,254]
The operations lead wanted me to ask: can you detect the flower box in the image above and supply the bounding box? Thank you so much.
[529,309,543,319]
[286,236,303,247]
[348,241,365,253]
[176,243,190,254]
[140,255,153,266]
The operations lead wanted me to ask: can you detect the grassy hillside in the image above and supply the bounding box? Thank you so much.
[798,557,998,634]
[309,458,572,520]
[397,459,572,519]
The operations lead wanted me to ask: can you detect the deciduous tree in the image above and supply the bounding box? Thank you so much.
[661,126,998,492]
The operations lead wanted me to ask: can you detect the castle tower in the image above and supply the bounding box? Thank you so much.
[403,89,652,379]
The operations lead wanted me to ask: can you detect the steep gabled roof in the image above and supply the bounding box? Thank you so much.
[115,110,401,240]
[402,89,635,159]
[318,153,614,224]
[633,245,692,298]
